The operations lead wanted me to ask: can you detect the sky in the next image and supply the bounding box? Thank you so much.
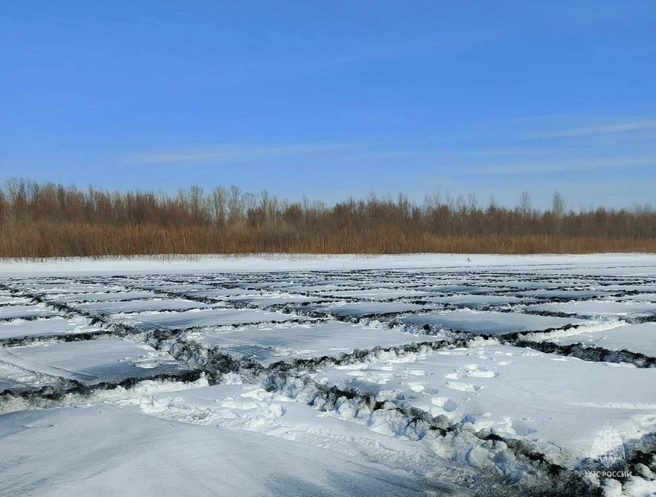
[1,1,655,209]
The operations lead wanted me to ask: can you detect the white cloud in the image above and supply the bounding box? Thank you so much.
[470,156,655,175]
[132,143,353,165]
[527,119,656,139]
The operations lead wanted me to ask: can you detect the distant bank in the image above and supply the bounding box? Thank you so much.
[1,179,654,257]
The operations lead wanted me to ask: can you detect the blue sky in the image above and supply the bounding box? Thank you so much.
[1,1,654,209]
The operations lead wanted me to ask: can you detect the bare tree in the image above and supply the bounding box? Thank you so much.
[1,180,655,257]
[517,191,533,216]
[551,190,566,218]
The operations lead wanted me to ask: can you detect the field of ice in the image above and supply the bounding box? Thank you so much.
[1,254,655,497]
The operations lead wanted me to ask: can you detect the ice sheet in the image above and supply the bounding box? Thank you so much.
[551,323,656,357]
[0,317,102,340]
[192,322,444,365]
[525,300,656,319]
[117,307,308,330]
[316,344,656,467]
[399,310,584,336]
[0,405,459,497]
[0,338,180,384]
[0,304,61,320]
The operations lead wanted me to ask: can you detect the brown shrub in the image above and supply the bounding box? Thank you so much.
[0,179,654,257]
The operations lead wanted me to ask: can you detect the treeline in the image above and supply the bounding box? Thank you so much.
[1,179,655,257]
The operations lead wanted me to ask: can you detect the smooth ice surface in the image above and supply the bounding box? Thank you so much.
[0,304,60,320]
[0,404,465,497]
[516,289,617,300]
[75,298,213,314]
[2,253,656,276]
[0,296,31,305]
[0,317,102,340]
[315,289,430,299]
[399,310,583,335]
[0,339,180,384]
[551,323,656,357]
[293,301,430,317]
[618,293,656,303]
[14,283,116,295]
[117,307,308,330]
[229,294,325,306]
[525,300,656,319]
[56,290,158,302]
[191,322,444,365]
[188,288,270,298]
[423,294,533,308]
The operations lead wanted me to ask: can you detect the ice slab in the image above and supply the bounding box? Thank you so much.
[0,338,180,385]
[551,323,656,357]
[56,290,158,302]
[525,300,656,320]
[423,294,533,308]
[316,344,656,468]
[518,289,616,300]
[75,298,213,314]
[316,288,429,299]
[0,405,460,497]
[399,310,583,336]
[0,304,61,320]
[0,296,31,305]
[229,293,324,306]
[294,301,430,318]
[118,307,308,330]
[0,317,103,340]
[192,321,444,365]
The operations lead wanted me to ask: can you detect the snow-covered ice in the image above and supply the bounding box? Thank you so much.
[191,321,446,365]
[549,323,656,358]
[315,343,656,468]
[0,338,180,385]
[0,304,61,320]
[525,300,656,320]
[290,300,432,317]
[1,254,656,497]
[115,307,309,330]
[74,297,214,314]
[0,316,102,341]
[399,309,584,336]
[0,404,463,497]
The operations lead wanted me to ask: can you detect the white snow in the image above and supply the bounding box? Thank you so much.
[293,300,431,317]
[229,293,324,306]
[56,290,158,302]
[115,307,310,330]
[423,294,534,308]
[0,404,466,497]
[190,321,445,365]
[0,252,654,276]
[1,254,656,496]
[399,309,584,336]
[0,338,180,384]
[0,304,60,320]
[0,316,102,340]
[315,288,430,299]
[316,344,656,469]
[525,300,656,320]
[75,298,213,314]
[550,323,656,357]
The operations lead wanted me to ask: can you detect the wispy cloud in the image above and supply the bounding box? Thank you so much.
[132,143,354,165]
[470,156,655,175]
[464,146,558,157]
[526,119,656,139]
[340,150,436,162]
